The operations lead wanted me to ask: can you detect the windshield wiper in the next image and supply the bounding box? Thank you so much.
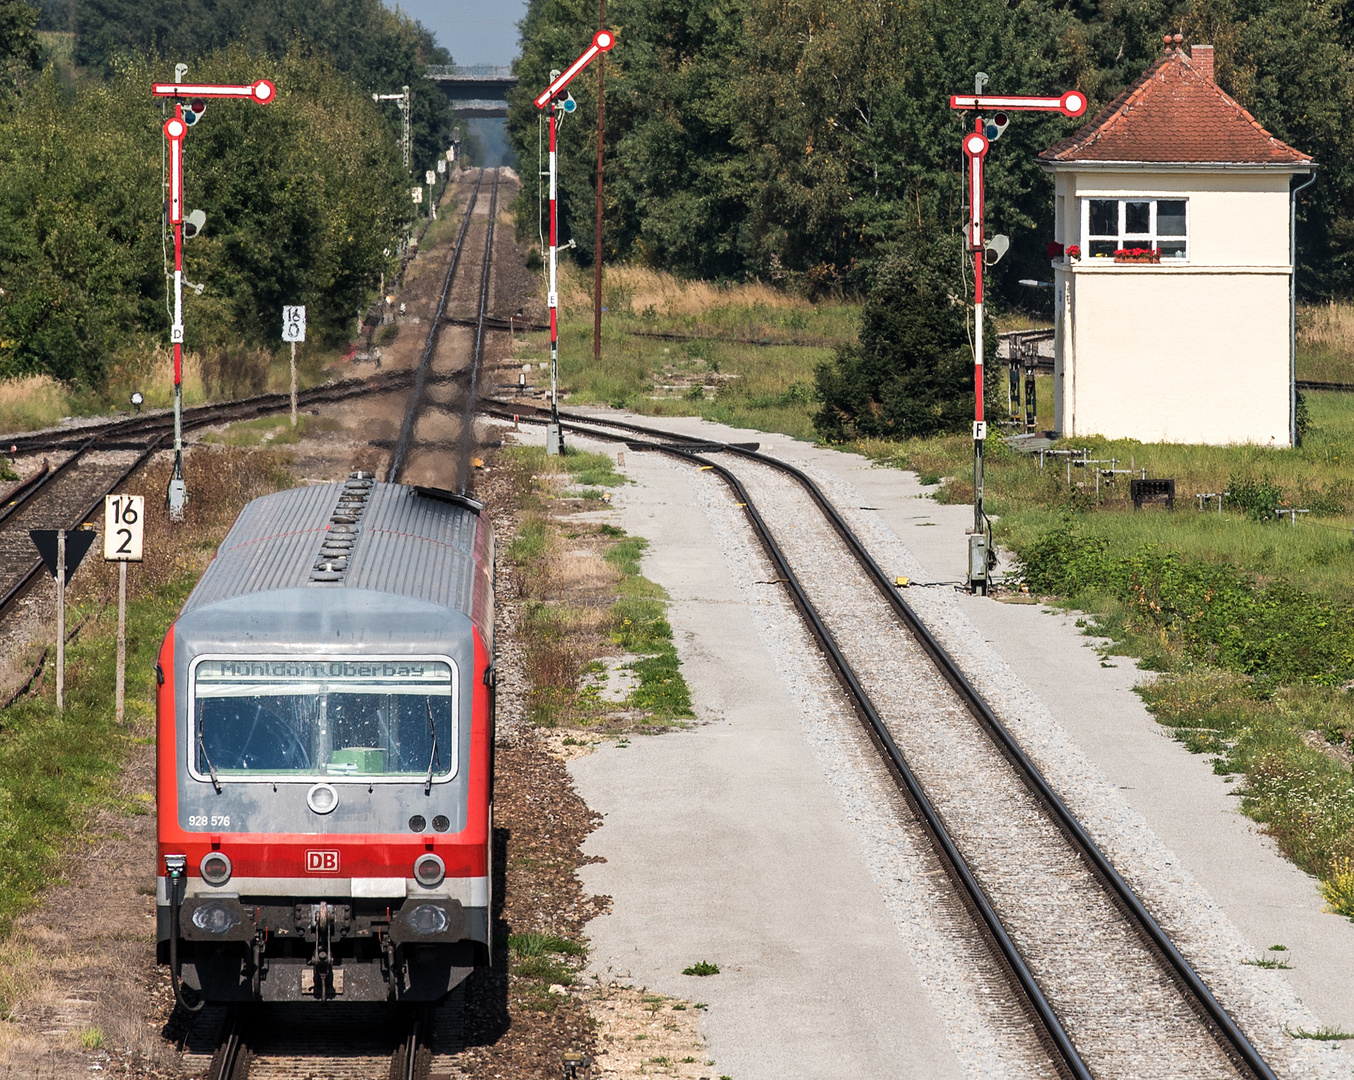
[424,699,441,796]
[196,722,222,793]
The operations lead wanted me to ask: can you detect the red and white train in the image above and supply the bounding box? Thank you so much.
[155,473,494,1005]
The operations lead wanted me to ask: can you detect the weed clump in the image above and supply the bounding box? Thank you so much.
[1321,859,1354,921]
[682,961,720,977]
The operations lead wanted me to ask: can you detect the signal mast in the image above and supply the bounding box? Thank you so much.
[948,78,1086,592]
[533,30,616,455]
[152,69,276,519]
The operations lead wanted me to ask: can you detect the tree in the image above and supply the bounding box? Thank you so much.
[0,47,408,384]
[66,0,455,172]
[813,232,998,441]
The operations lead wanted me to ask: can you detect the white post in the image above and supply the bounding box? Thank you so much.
[115,560,127,723]
[290,340,298,426]
[55,528,65,711]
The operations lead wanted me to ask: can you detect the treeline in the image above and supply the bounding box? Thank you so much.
[0,0,453,387]
[40,0,454,171]
[509,0,1354,300]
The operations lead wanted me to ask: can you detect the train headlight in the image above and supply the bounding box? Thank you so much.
[200,852,232,886]
[413,853,445,887]
[307,783,339,815]
[406,904,450,935]
[191,901,240,935]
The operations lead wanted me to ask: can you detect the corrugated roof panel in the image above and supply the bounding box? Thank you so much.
[180,479,488,628]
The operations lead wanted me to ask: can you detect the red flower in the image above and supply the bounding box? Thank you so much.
[1064,245,1081,258]
[1046,241,1065,258]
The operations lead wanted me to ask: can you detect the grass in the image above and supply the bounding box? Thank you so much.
[508,931,586,1011]
[0,335,338,438]
[512,264,856,441]
[857,389,1354,604]
[76,1027,104,1050]
[199,413,340,447]
[502,444,693,732]
[681,961,719,977]
[1287,1026,1354,1040]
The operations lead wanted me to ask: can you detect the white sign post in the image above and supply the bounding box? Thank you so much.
[104,495,144,724]
[425,170,437,219]
[282,305,306,425]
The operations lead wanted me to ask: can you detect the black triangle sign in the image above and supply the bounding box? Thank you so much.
[29,528,97,584]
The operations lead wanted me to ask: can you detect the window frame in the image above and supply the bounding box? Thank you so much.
[186,653,461,786]
[1081,197,1189,261]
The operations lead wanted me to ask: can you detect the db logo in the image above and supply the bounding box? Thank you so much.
[306,850,340,874]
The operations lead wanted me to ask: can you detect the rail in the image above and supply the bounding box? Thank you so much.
[389,167,489,483]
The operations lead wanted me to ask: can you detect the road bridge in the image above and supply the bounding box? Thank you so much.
[427,65,517,118]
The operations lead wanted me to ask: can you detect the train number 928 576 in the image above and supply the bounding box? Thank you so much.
[187,815,232,828]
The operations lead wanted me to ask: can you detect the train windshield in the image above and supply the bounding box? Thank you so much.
[192,658,456,780]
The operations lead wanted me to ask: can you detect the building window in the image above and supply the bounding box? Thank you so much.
[1084,198,1187,259]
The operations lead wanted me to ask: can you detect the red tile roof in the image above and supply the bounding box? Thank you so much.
[1039,49,1311,166]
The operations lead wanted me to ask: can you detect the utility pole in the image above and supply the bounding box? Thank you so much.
[594,0,606,361]
[534,29,616,454]
[153,71,276,520]
[948,82,1086,593]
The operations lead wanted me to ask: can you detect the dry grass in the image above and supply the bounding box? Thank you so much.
[0,376,71,434]
[560,264,810,319]
[1298,301,1354,384]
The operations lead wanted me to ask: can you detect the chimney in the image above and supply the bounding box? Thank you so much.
[1191,44,1215,82]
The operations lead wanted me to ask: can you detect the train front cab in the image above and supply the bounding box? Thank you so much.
[155,589,493,1004]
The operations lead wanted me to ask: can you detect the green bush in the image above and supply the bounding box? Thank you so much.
[814,234,997,442]
[1226,474,1286,523]
[1016,520,1354,686]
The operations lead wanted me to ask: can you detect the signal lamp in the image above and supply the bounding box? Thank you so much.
[985,112,1010,140]
[200,851,232,886]
[413,853,445,887]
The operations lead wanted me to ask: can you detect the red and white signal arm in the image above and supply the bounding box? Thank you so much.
[534,30,616,109]
[963,131,989,249]
[949,89,1087,117]
[163,116,186,223]
[153,79,276,104]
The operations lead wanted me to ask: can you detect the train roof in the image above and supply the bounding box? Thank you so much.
[180,474,493,624]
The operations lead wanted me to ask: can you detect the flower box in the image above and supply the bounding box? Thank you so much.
[1113,247,1160,264]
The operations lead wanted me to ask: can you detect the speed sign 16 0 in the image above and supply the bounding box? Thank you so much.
[282,305,306,343]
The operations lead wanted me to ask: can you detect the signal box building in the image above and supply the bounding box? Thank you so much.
[1039,44,1312,446]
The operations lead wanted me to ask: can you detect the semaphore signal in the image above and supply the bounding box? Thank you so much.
[533,30,617,455]
[152,72,275,519]
[949,80,1086,593]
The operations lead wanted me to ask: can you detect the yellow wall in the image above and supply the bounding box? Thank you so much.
[1050,167,1298,446]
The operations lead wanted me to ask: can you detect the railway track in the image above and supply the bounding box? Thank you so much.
[483,401,1280,1080]
[0,373,421,627]
[388,165,501,487]
[186,997,466,1080]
